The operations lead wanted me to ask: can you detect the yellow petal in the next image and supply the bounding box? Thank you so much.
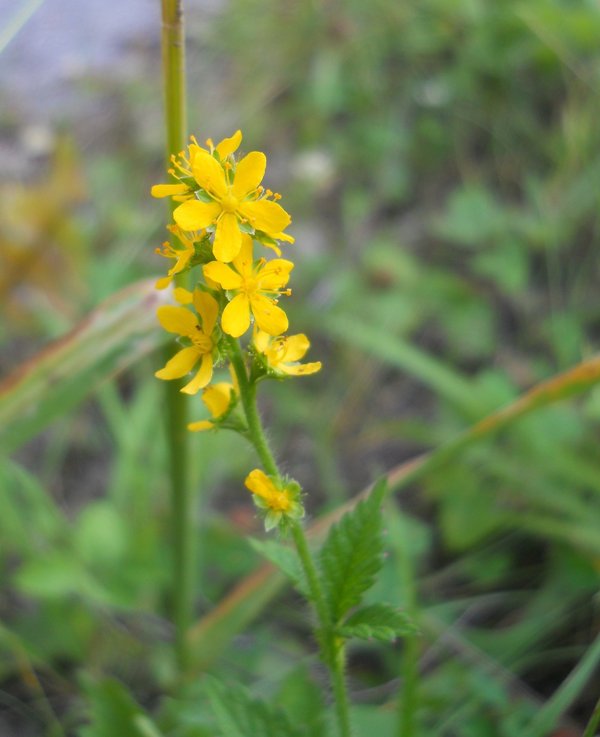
[258,259,294,290]
[174,200,221,231]
[191,148,228,198]
[279,361,322,376]
[250,294,289,336]
[232,234,254,277]
[213,212,242,263]
[204,272,221,291]
[151,183,189,198]
[222,294,251,337]
[174,287,193,304]
[253,329,271,353]
[260,241,282,256]
[202,382,234,418]
[240,199,291,235]
[193,289,219,335]
[181,353,213,394]
[215,130,242,158]
[244,468,277,500]
[187,420,214,432]
[155,275,172,290]
[170,247,193,274]
[282,334,310,362]
[232,151,266,197]
[203,261,243,290]
[157,305,198,335]
[155,346,199,380]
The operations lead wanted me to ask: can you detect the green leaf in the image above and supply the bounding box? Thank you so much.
[319,479,387,622]
[275,665,326,737]
[79,678,146,737]
[205,676,303,737]
[74,501,128,567]
[338,603,418,642]
[15,552,110,603]
[248,538,307,595]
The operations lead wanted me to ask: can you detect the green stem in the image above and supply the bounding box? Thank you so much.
[291,522,352,737]
[228,338,279,477]
[230,337,352,736]
[160,0,192,677]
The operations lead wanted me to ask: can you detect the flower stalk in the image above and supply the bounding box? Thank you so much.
[237,371,352,737]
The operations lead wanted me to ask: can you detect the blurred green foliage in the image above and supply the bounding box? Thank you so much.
[1,0,600,734]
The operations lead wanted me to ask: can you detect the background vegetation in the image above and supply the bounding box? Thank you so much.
[1,0,600,734]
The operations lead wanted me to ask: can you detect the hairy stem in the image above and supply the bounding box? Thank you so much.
[231,338,352,736]
[291,521,353,737]
[228,338,279,477]
[160,0,192,677]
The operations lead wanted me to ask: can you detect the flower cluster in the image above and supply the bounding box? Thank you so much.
[152,131,320,528]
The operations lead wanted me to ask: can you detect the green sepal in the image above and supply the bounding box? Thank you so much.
[252,477,305,533]
[194,187,214,203]
[238,221,255,234]
[248,342,291,384]
[176,175,196,190]
[190,233,217,266]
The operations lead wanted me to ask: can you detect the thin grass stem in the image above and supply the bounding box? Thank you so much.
[387,507,420,737]
[583,695,600,737]
[160,0,192,677]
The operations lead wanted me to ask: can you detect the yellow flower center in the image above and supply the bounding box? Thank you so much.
[221,191,239,213]
[241,276,259,297]
[267,490,292,512]
[189,329,213,353]
[266,339,287,367]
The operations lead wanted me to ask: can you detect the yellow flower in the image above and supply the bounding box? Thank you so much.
[254,330,322,376]
[155,225,198,289]
[203,235,293,338]
[155,289,219,394]
[151,131,244,202]
[171,138,293,263]
[188,381,236,432]
[245,469,304,531]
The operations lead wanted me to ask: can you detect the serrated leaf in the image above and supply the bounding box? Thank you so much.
[205,676,303,737]
[338,603,418,642]
[319,479,387,622]
[248,538,308,595]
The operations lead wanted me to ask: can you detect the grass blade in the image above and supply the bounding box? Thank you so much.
[523,632,600,737]
[0,279,168,455]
